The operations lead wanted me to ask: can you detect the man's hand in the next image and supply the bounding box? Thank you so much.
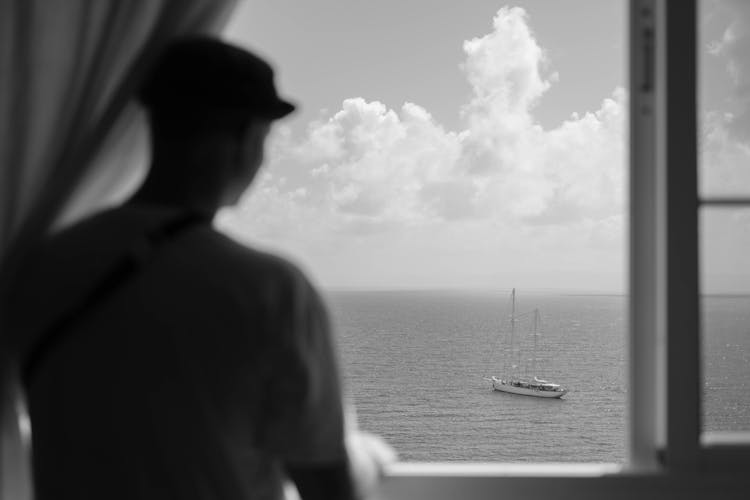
[346,431,398,499]
[284,432,397,500]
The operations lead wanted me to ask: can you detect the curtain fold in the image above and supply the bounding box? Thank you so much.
[0,1,238,498]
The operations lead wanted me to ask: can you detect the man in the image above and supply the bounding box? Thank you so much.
[10,37,367,500]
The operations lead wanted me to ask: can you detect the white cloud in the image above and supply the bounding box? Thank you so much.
[701,0,750,194]
[462,7,553,123]
[220,7,627,289]
[701,110,750,194]
[293,97,465,226]
[708,0,750,142]
[285,7,626,229]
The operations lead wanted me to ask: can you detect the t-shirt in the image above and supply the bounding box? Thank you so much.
[8,204,347,500]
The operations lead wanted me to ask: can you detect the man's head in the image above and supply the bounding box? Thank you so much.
[135,37,295,208]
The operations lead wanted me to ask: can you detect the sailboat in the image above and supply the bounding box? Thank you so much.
[487,289,568,399]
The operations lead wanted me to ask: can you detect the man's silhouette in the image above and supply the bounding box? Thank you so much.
[10,37,358,500]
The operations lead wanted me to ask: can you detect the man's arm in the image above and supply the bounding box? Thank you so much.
[259,267,356,499]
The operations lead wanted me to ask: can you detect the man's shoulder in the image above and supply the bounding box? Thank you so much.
[186,225,307,285]
[65,204,302,279]
[177,227,327,324]
[36,204,316,301]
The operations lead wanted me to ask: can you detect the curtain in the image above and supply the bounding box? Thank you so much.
[0,1,238,498]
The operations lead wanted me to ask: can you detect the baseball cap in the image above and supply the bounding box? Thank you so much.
[137,36,295,120]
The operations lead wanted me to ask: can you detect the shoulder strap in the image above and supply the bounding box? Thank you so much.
[21,210,209,387]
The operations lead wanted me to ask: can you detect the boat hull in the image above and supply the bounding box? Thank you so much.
[491,377,567,399]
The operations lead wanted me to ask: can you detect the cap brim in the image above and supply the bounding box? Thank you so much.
[265,99,296,119]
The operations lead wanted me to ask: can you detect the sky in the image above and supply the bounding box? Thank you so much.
[214,0,750,293]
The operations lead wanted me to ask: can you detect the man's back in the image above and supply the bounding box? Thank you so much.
[10,204,347,500]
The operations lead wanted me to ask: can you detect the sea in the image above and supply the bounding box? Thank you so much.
[324,290,750,463]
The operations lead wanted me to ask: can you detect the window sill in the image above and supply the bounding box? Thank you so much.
[375,461,749,500]
[386,461,622,477]
[701,432,750,474]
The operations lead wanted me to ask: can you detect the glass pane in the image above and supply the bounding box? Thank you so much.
[700,207,750,432]
[699,1,750,197]
[220,0,627,462]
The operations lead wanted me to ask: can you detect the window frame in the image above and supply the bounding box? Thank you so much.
[370,1,750,498]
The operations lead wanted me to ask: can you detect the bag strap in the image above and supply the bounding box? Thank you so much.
[21,210,209,387]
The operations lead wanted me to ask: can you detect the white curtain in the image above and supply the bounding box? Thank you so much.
[0,1,238,498]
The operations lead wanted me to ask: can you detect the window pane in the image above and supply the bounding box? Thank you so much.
[220,0,627,462]
[700,207,750,432]
[699,0,750,197]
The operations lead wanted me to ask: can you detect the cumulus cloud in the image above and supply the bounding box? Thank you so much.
[462,7,554,129]
[708,0,750,142]
[220,6,627,288]
[282,7,625,230]
[304,99,464,224]
[701,110,750,194]
[699,0,750,195]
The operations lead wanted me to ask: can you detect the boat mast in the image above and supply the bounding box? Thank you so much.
[511,288,519,378]
[532,309,539,376]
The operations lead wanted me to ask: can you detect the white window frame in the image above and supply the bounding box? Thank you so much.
[372,2,750,498]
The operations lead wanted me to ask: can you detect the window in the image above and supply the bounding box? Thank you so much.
[223,0,629,464]
[380,3,750,493]
[221,0,750,497]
